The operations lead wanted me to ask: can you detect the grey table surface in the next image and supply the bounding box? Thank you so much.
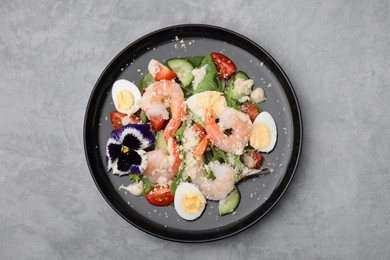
[1,0,389,259]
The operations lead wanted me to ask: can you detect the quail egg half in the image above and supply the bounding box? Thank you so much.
[249,111,277,153]
[174,182,206,221]
[112,79,141,115]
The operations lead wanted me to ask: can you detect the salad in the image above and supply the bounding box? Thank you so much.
[105,52,277,220]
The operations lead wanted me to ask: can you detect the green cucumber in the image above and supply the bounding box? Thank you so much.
[235,71,249,80]
[167,58,194,88]
[218,187,241,216]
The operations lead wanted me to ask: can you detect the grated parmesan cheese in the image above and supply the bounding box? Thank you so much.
[191,65,208,90]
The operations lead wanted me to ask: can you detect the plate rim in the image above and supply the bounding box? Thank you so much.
[84,24,303,243]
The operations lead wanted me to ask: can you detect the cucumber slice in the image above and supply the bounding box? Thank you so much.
[235,71,249,80]
[218,187,241,216]
[167,58,194,88]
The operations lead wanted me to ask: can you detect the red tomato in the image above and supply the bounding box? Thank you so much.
[241,103,260,122]
[110,111,141,130]
[149,60,177,81]
[210,52,237,79]
[193,123,206,140]
[146,184,174,206]
[149,117,166,131]
[240,151,264,169]
[110,111,126,130]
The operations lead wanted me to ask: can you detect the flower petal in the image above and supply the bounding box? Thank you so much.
[111,149,148,176]
[129,124,155,149]
[119,124,154,149]
[122,132,141,150]
[129,165,142,175]
[109,128,122,141]
[117,150,142,173]
[106,124,153,175]
[106,139,122,171]
[110,159,127,176]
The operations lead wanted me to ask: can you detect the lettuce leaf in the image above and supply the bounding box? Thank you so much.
[185,56,205,67]
[193,55,219,93]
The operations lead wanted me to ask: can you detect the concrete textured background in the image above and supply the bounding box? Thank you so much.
[1,0,389,259]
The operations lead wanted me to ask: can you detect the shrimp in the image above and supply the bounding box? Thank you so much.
[191,161,236,201]
[204,107,252,155]
[143,149,176,184]
[138,80,186,140]
[139,80,185,175]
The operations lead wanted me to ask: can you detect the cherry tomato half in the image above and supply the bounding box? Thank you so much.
[210,52,237,79]
[110,111,140,130]
[148,59,177,81]
[149,117,166,132]
[110,111,127,130]
[146,184,174,206]
[240,151,264,169]
[241,103,260,122]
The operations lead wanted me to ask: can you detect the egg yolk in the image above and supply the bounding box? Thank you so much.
[116,90,134,111]
[250,123,271,150]
[182,192,205,214]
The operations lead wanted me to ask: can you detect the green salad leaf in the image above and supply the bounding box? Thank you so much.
[140,110,148,123]
[174,121,187,139]
[205,167,216,180]
[233,154,246,171]
[212,146,228,163]
[170,161,187,195]
[193,55,219,93]
[185,56,205,67]
[188,110,204,127]
[142,177,155,197]
[138,73,155,92]
[129,174,141,183]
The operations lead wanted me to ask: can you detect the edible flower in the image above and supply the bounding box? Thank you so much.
[106,124,154,175]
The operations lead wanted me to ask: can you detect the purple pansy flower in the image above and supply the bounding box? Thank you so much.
[106,124,155,176]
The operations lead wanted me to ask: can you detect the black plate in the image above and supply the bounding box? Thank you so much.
[84,24,302,242]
